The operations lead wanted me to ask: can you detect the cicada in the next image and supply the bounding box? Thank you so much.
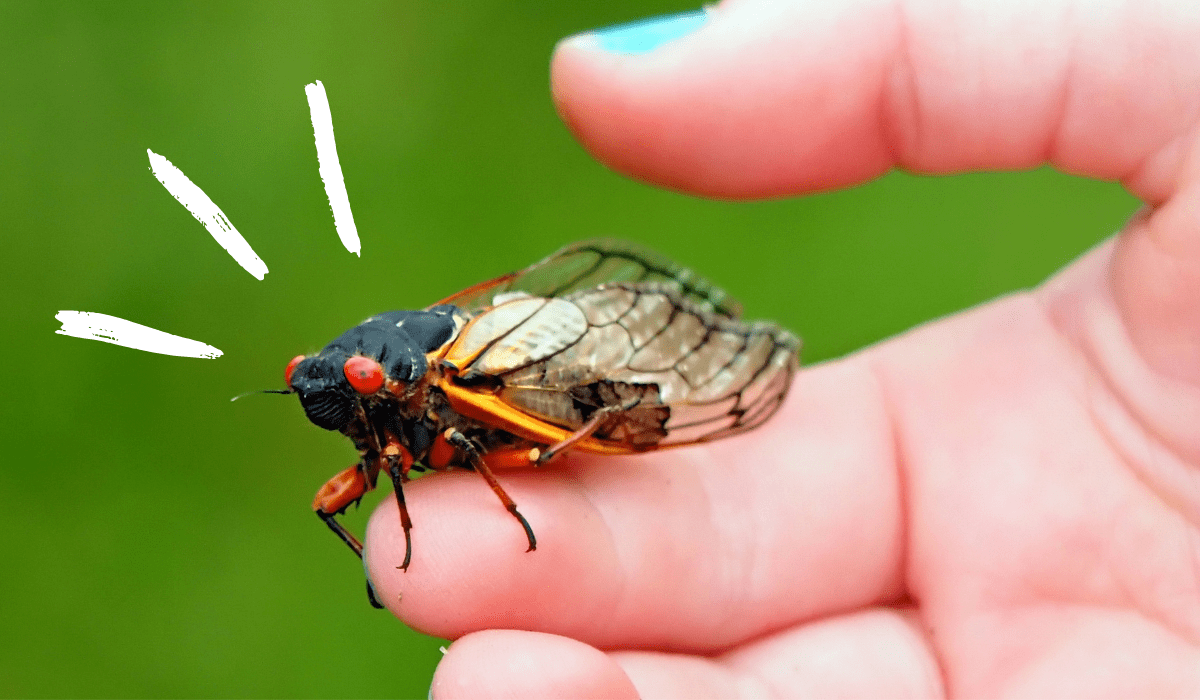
[285,240,799,606]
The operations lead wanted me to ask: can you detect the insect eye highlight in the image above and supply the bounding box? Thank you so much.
[285,355,307,386]
[343,356,385,395]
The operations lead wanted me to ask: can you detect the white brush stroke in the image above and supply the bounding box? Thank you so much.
[147,149,269,280]
[55,311,223,359]
[305,80,361,256]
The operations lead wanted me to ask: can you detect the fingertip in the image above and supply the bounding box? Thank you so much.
[551,0,897,198]
[431,630,639,700]
[555,0,1192,196]
[363,496,407,614]
[361,470,624,638]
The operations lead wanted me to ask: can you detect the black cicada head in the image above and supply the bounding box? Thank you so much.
[285,306,460,432]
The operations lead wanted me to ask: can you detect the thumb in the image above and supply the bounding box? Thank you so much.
[552,0,1200,203]
[552,1,896,198]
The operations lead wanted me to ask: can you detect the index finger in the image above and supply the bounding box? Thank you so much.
[551,0,1200,203]
[365,357,902,650]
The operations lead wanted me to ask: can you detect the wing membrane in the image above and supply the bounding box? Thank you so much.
[445,281,799,450]
[432,239,743,319]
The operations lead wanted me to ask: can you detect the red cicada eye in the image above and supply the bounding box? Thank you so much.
[344,356,385,395]
[285,355,306,386]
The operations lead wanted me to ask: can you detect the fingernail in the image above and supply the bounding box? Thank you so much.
[587,9,708,55]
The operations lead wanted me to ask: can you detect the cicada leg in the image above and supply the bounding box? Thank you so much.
[313,463,372,556]
[444,429,538,553]
[380,439,416,571]
[534,400,639,465]
[313,463,385,609]
[482,447,541,470]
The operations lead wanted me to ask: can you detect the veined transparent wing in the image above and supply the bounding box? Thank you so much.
[431,239,743,320]
[441,279,800,451]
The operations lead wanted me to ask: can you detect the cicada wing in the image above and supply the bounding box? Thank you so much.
[445,282,799,451]
[430,239,743,319]
[429,270,520,315]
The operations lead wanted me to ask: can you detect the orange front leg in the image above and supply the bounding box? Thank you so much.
[313,463,386,609]
[313,463,373,515]
[313,463,374,558]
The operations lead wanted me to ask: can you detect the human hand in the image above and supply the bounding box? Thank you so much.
[366,0,1200,696]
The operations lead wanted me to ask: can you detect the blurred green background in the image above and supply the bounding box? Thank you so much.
[1,1,1137,697]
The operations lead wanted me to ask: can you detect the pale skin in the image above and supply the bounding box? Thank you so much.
[364,0,1200,696]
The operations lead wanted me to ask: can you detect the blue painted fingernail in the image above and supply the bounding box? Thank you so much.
[592,9,708,55]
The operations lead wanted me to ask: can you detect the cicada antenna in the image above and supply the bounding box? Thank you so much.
[230,389,293,402]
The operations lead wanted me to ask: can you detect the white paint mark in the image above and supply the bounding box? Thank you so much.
[305,80,361,256]
[147,149,269,280]
[55,311,223,359]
